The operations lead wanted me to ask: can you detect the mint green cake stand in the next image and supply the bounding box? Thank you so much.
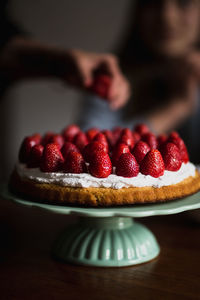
[1,184,200,267]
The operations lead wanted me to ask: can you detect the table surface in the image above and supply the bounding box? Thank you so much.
[1,198,200,300]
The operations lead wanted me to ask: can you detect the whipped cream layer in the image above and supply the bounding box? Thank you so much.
[16,162,196,189]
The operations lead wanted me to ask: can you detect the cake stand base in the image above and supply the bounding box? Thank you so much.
[53,217,160,267]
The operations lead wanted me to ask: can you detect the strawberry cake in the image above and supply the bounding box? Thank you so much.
[9,124,200,207]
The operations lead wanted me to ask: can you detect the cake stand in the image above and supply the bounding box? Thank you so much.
[1,184,200,267]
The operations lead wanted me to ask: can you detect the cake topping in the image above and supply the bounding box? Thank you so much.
[140,149,165,178]
[48,134,64,149]
[135,123,150,136]
[160,142,182,171]
[62,124,81,142]
[40,143,64,172]
[19,135,41,163]
[168,131,189,163]
[89,150,112,178]
[132,141,150,164]
[18,123,191,180]
[83,141,107,163]
[61,142,80,159]
[86,127,100,141]
[112,143,130,166]
[73,131,88,152]
[142,132,158,149]
[63,151,87,174]
[27,144,44,168]
[93,132,109,153]
[116,152,139,178]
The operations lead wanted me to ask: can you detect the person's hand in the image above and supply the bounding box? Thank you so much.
[65,50,131,110]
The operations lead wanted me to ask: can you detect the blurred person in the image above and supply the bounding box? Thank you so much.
[79,0,200,163]
[0,0,130,109]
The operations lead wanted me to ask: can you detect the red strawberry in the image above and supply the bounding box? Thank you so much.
[112,143,130,166]
[63,151,87,174]
[27,144,44,168]
[160,143,182,171]
[73,132,89,152]
[118,134,135,150]
[132,141,150,164]
[134,123,149,136]
[142,132,157,149]
[89,150,112,178]
[90,74,111,99]
[19,136,40,163]
[40,143,64,172]
[157,134,167,148]
[112,127,123,145]
[101,129,115,149]
[116,153,139,178]
[93,133,109,153]
[83,141,107,162]
[31,133,42,144]
[120,128,133,138]
[61,142,80,159]
[168,132,189,163]
[49,134,64,149]
[140,149,165,178]
[132,131,141,144]
[62,124,80,142]
[42,132,55,146]
[86,128,100,141]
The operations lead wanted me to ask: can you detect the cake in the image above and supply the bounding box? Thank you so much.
[9,124,200,207]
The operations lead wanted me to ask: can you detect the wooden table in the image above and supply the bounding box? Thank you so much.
[0,198,200,300]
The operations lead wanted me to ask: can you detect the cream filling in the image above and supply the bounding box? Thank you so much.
[16,162,196,189]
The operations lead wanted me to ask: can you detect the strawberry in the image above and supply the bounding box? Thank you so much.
[93,133,109,153]
[157,134,167,148]
[27,144,44,168]
[159,143,182,171]
[49,134,64,149]
[62,124,80,142]
[112,143,130,166]
[90,74,111,99]
[116,153,139,178]
[134,123,149,136]
[168,132,189,163]
[101,129,115,150]
[31,133,42,144]
[40,143,64,172]
[73,132,89,152]
[42,132,55,146]
[142,132,157,149]
[132,131,141,144]
[19,136,40,163]
[140,149,165,178]
[112,127,123,145]
[86,128,100,141]
[89,150,112,178]
[61,142,80,159]
[120,128,133,138]
[83,141,107,162]
[118,134,134,150]
[63,151,87,174]
[132,141,150,164]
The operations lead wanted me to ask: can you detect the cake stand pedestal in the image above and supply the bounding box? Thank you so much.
[1,184,200,267]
